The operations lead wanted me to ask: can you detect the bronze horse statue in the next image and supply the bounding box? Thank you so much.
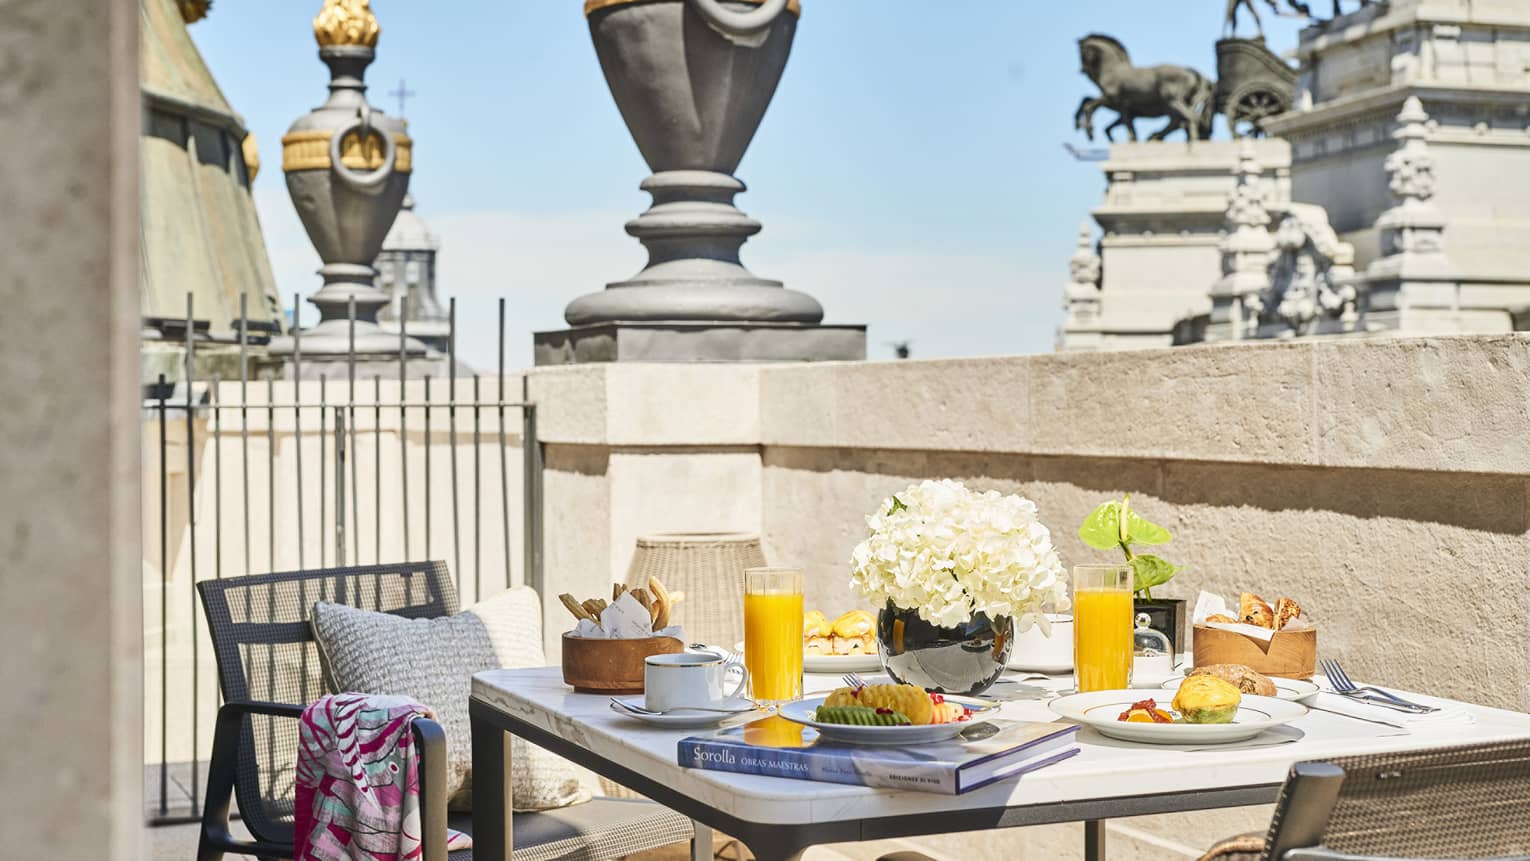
[1075,34,1215,143]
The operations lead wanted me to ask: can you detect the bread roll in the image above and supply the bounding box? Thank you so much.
[1189,663,1277,697]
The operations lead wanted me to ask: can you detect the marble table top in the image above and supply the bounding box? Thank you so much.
[472,667,1530,826]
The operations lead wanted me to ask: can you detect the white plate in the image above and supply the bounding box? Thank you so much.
[777,696,977,745]
[1049,689,1308,745]
[1159,674,1321,705]
[804,651,883,673]
[608,696,756,729]
[735,642,884,674]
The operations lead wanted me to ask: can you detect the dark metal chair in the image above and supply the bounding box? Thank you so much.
[1198,738,1530,861]
[196,561,695,861]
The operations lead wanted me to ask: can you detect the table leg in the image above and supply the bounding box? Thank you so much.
[690,822,713,861]
[1084,819,1106,861]
[471,708,513,861]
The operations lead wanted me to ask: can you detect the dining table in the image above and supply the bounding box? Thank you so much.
[470,667,1530,861]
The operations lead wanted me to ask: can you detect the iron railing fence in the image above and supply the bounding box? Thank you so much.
[144,292,542,824]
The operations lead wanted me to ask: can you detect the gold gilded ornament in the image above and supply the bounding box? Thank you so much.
[313,0,380,48]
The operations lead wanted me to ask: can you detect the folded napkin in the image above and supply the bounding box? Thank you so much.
[295,693,472,861]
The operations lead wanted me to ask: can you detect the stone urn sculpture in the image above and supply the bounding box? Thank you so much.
[271,0,425,363]
[546,0,864,363]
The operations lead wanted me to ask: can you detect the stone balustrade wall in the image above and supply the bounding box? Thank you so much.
[527,335,1530,860]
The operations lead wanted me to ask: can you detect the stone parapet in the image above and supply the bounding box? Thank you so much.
[524,338,1530,858]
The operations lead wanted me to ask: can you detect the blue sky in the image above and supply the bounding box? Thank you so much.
[191,1,1305,369]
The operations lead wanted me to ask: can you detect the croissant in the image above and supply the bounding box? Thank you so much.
[1274,597,1302,630]
[831,609,874,639]
[803,609,833,639]
[1239,592,1275,629]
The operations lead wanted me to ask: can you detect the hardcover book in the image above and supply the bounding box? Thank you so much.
[677,717,1079,795]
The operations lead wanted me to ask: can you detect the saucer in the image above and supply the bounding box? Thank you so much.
[608,696,756,728]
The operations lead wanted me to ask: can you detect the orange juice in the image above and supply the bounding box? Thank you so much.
[743,590,804,702]
[1073,587,1133,691]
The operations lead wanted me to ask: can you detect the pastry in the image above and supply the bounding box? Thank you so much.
[1274,597,1302,630]
[802,608,877,656]
[804,636,833,656]
[1205,613,1239,624]
[1189,663,1276,697]
[1239,592,1276,629]
[1172,675,1242,724]
[831,609,874,639]
[803,610,832,639]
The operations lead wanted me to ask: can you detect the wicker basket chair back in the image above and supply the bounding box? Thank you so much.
[1268,738,1530,860]
[622,532,766,648]
[196,561,459,845]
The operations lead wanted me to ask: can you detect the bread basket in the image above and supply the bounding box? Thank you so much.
[561,632,686,693]
[1191,624,1316,679]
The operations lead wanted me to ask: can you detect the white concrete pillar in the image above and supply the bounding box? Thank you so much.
[0,0,143,856]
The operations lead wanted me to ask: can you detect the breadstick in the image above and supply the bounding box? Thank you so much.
[647,575,671,629]
[581,598,607,617]
[612,582,627,602]
[630,588,654,624]
[559,593,596,623]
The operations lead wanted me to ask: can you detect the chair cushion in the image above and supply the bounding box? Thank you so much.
[447,797,694,861]
[312,587,589,812]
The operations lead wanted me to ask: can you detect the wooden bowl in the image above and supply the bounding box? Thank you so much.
[1192,624,1316,679]
[561,633,686,694]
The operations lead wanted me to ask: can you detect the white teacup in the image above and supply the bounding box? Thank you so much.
[644,651,749,712]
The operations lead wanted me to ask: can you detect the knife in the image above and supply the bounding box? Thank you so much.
[1306,703,1407,729]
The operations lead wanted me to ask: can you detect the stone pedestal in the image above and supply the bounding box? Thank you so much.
[1262,0,1530,327]
[535,322,868,365]
[1062,140,1291,351]
[548,0,865,364]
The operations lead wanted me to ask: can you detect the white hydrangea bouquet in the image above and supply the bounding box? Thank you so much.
[849,479,1069,632]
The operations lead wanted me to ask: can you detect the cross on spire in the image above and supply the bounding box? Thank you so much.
[387,78,417,118]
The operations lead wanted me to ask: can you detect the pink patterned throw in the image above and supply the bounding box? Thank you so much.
[295,693,472,860]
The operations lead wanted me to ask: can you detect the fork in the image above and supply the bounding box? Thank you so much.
[842,672,867,690]
[1321,658,1439,713]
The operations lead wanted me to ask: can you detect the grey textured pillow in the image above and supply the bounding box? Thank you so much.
[311,586,588,812]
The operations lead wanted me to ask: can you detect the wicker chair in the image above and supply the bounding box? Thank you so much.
[1198,739,1530,861]
[196,561,695,861]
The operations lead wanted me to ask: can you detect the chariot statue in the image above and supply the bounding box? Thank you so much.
[1074,34,1215,142]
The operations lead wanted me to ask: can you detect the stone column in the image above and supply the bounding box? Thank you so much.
[1207,142,1276,341]
[0,0,143,855]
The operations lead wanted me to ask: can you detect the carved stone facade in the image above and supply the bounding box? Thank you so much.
[1262,0,1530,313]
[1061,140,1290,350]
[1063,0,1530,349]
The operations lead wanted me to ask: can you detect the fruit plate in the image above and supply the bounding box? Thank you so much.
[778,696,979,745]
[1160,674,1321,705]
[1048,689,1308,745]
[736,642,883,674]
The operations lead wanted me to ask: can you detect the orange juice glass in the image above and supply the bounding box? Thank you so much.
[1072,565,1133,692]
[743,566,804,705]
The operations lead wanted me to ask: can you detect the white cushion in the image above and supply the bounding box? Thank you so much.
[311,587,588,811]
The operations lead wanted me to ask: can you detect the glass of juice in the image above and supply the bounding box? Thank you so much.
[1072,564,1133,692]
[743,566,804,705]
